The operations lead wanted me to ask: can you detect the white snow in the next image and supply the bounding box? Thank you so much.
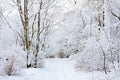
[0,58,115,80]
[0,0,120,80]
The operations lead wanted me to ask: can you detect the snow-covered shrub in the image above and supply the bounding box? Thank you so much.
[0,57,17,76]
[58,51,65,58]
[74,59,89,71]
[5,55,15,76]
[74,27,120,73]
[74,37,110,72]
[0,46,26,75]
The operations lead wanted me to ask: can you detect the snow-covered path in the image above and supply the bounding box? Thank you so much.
[0,58,107,80]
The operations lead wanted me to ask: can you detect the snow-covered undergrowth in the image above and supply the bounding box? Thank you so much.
[0,46,26,76]
[0,58,119,80]
[73,28,120,72]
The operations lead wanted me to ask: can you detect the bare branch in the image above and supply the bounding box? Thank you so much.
[17,0,25,28]
[2,14,24,43]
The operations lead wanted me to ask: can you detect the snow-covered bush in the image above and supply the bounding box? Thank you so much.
[74,37,105,72]
[0,46,26,75]
[58,50,65,58]
[4,55,16,76]
[74,27,120,73]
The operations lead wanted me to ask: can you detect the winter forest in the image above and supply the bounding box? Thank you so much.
[0,0,120,80]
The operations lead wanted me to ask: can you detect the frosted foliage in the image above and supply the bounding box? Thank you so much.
[74,0,120,73]
[45,3,89,56]
[75,38,103,71]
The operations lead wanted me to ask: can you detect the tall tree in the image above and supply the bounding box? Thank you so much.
[16,0,55,68]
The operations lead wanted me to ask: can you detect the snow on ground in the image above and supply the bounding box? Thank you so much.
[0,58,116,80]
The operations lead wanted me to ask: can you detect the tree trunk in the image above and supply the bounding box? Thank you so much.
[34,1,43,68]
[24,0,30,68]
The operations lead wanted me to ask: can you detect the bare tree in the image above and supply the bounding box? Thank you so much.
[16,0,56,68]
